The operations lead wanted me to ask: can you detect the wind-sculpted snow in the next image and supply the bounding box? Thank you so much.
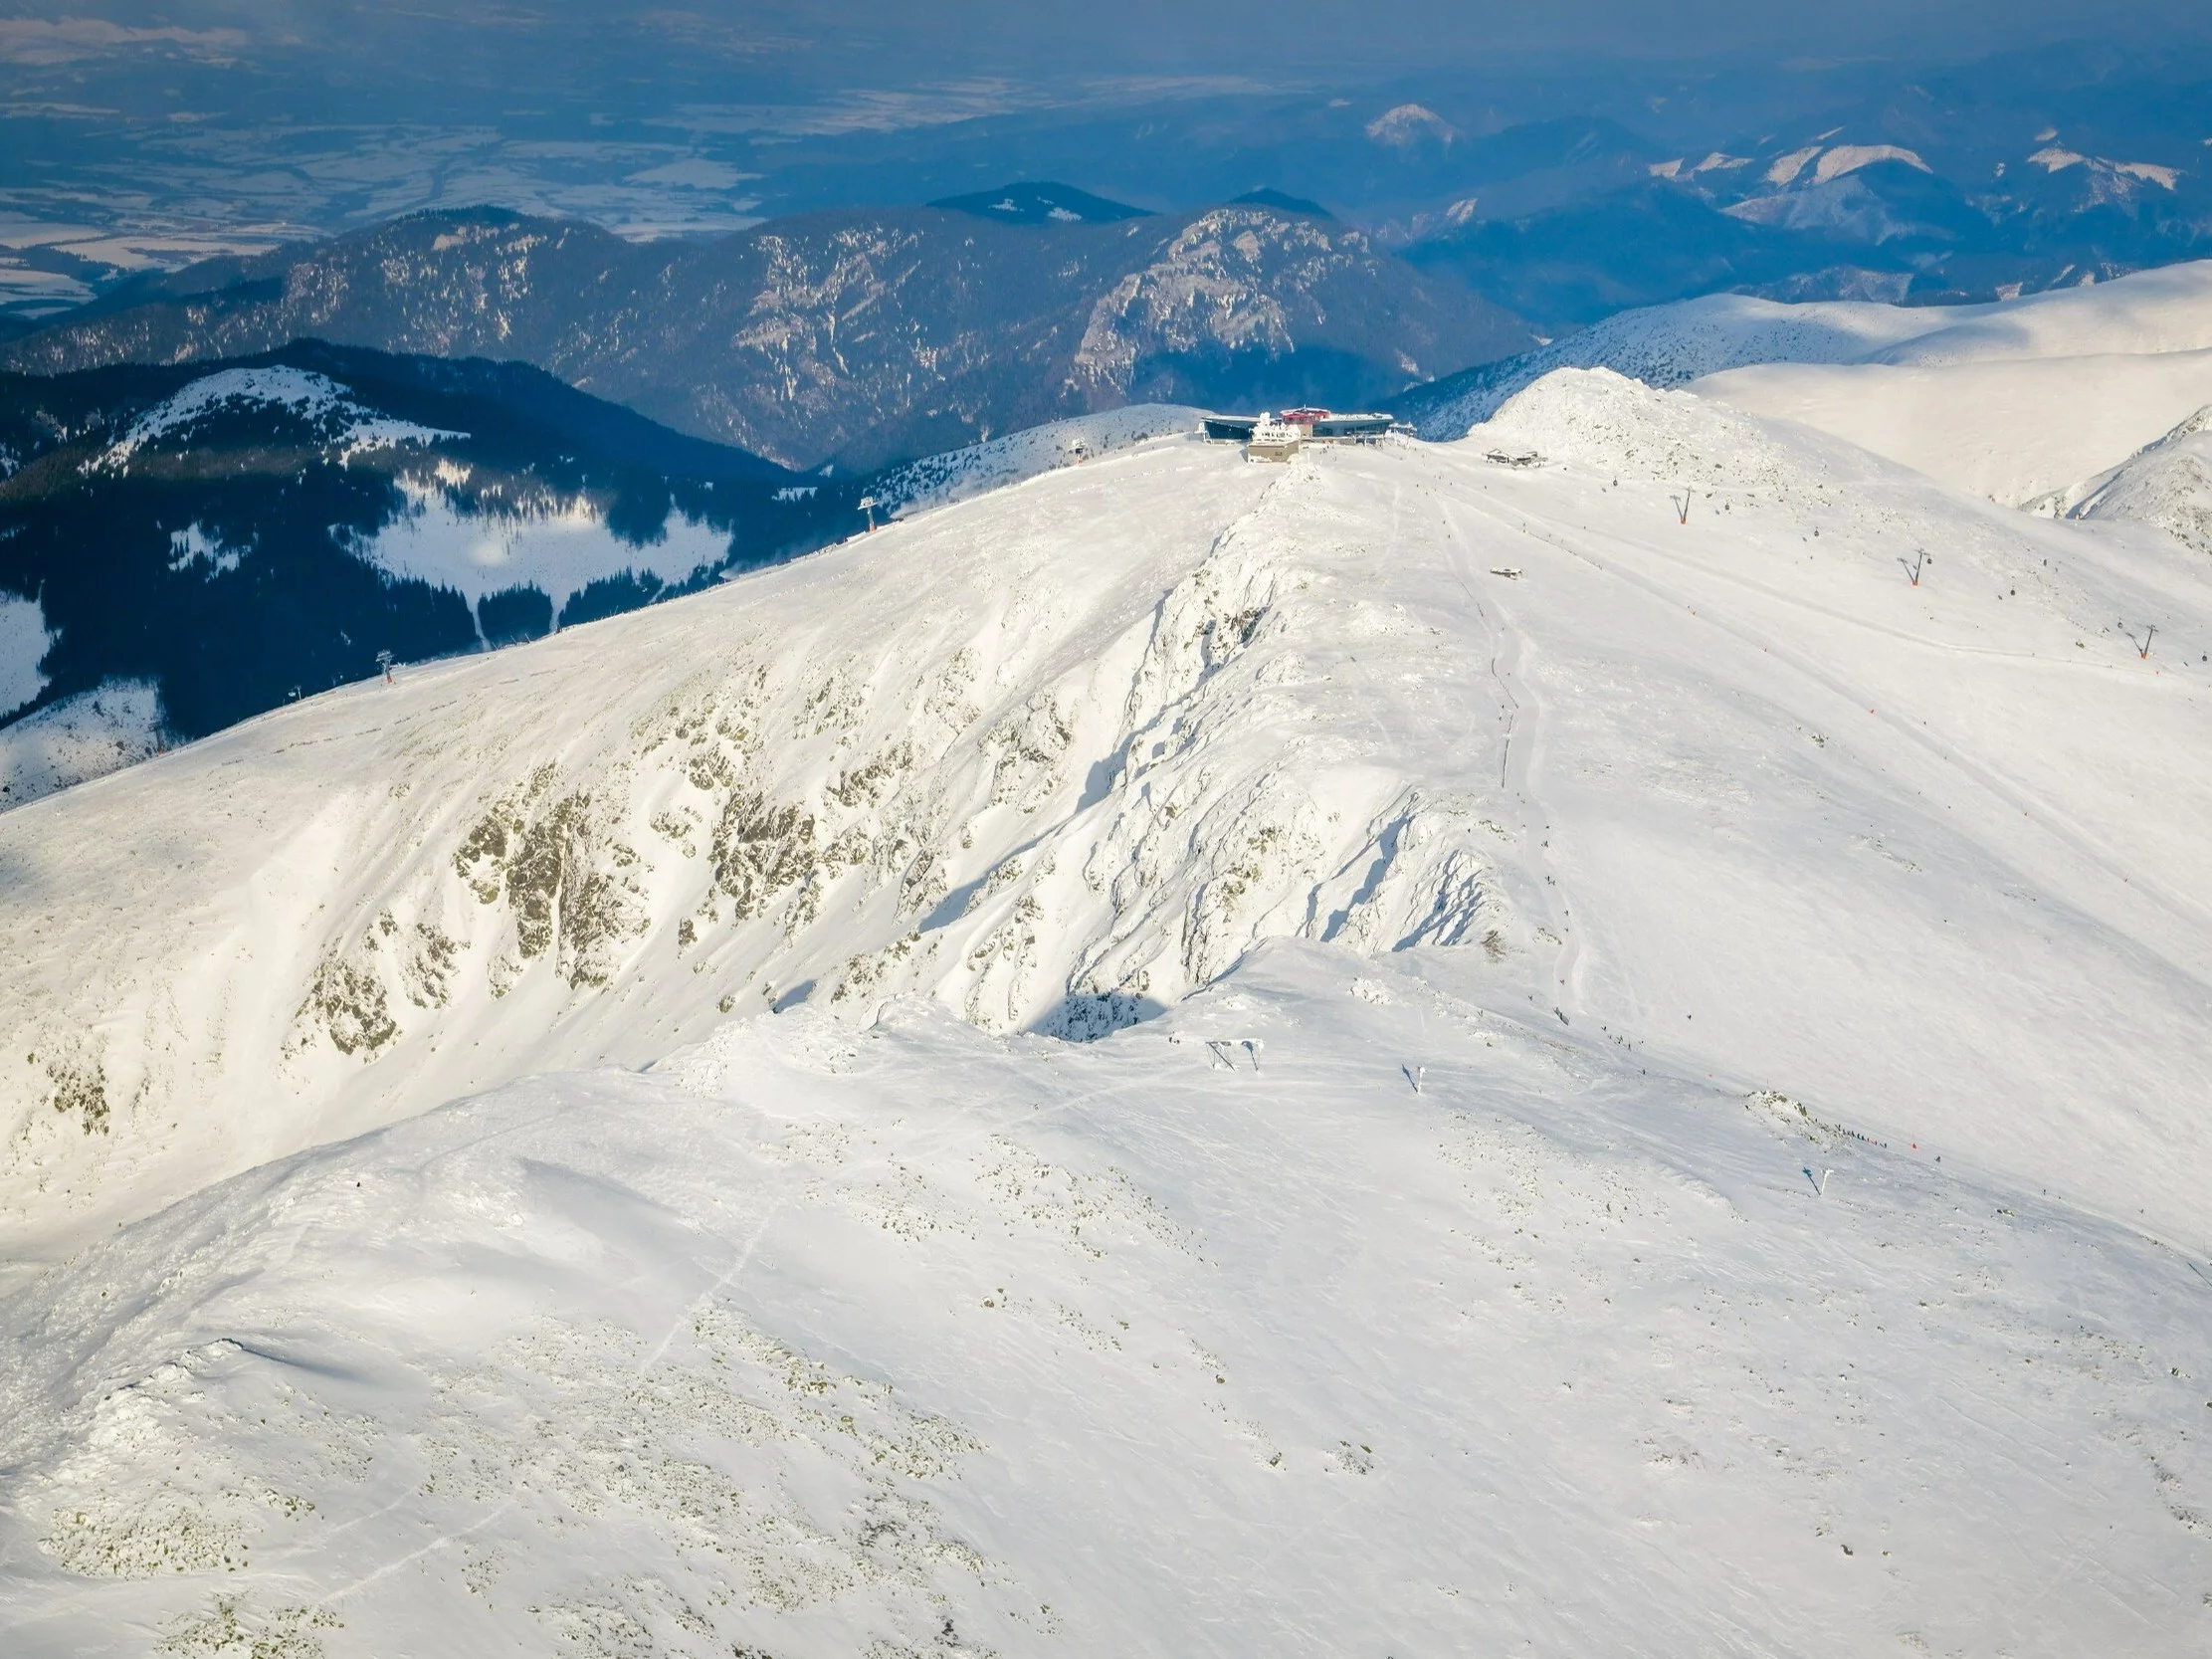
[3,950,2211,1657]
[0,439,1513,1254]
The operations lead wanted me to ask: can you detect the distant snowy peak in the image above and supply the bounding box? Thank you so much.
[2024,144,2181,199]
[95,366,461,471]
[1665,140,1930,190]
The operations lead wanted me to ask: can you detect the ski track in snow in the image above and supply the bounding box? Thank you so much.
[1,356,2210,1655]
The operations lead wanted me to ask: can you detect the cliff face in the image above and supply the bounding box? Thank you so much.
[5,205,1533,472]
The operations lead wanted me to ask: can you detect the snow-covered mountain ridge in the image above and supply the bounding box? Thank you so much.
[3,367,2207,1258]
[1402,259,2212,512]
[1405,257,2212,436]
[3,362,2210,1656]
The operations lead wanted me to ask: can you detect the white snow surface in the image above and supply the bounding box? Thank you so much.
[96,367,460,470]
[4,948,2211,1658]
[3,373,2212,1654]
[341,475,735,622]
[0,591,51,719]
[1408,292,1975,437]
[1658,262,2212,505]
[0,679,166,812]
[871,404,1205,518]
[2035,402,2212,552]
[1695,348,2212,506]
[1869,258,2212,366]
[1808,142,1930,184]
[1416,261,2212,500]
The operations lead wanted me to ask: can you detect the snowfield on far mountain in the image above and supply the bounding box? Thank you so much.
[1694,349,2212,506]
[1400,290,1985,437]
[1,363,2210,1656]
[342,477,739,622]
[1410,260,2212,509]
[97,367,459,470]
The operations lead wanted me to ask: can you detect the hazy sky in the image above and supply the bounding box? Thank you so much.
[9,1,2212,93]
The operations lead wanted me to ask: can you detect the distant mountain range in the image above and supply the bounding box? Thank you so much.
[1396,117,2212,331]
[0,343,861,805]
[1,193,1533,474]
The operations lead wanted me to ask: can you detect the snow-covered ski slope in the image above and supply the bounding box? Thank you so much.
[3,367,2211,1656]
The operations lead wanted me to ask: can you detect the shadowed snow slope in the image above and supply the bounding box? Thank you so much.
[2,369,2210,1654]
